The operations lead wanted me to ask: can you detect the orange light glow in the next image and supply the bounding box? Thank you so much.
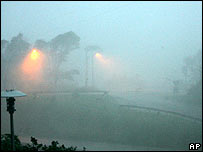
[30,49,40,60]
[95,53,110,65]
[21,49,45,82]
[95,53,102,58]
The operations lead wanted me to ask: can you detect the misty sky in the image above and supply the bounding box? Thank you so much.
[1,1,202,91]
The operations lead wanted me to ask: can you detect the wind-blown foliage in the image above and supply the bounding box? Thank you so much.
[34,31,80,87]
[182,50,202,103]
[1,134,84,151]
[1,33,31,90]
[1,31,80,91]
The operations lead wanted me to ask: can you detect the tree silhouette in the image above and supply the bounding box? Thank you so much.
[1,33,31,90]
[1,134,82,151]
[182,49,202,103]
[34,31,80,88]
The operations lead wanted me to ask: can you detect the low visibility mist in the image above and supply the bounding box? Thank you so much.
[1,1,202,151]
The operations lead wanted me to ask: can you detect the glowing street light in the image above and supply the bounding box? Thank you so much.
[84,46,102,88]
[94,52,109,64]
[21,48,45,82]
[95,52,102,58]
[30,49,40,60]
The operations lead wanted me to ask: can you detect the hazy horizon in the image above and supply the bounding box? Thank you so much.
[1,1,202,92]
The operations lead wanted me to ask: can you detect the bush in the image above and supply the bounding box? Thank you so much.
[1,134,85,151]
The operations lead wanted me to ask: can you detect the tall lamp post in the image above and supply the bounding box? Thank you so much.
[91,51,94,87]
[85,45,102,88]
[85,48,89,88]
[1,90,26,151]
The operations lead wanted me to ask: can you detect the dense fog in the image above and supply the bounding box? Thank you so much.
[1,1,202,151]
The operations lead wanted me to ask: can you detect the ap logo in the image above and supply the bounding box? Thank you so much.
[189,143,201,150]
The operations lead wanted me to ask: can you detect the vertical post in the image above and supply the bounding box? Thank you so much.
[85,50,88,88]
[92,52,94,88]
[10,112,15,151]
[6,97,16,151]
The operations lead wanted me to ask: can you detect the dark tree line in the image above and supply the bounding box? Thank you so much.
[1,134,86,151]
[1,31,80,92]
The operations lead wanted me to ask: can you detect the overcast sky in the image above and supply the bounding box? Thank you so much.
[1,1,202,91]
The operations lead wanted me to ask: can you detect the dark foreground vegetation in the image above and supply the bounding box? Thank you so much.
[1,134,85,151]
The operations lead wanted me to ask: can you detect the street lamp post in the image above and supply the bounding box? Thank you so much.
[1,90,26,151]
[91,51,94,88]
[85,46,102,88]
[7,97,16,151]
[85,48,89,88]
